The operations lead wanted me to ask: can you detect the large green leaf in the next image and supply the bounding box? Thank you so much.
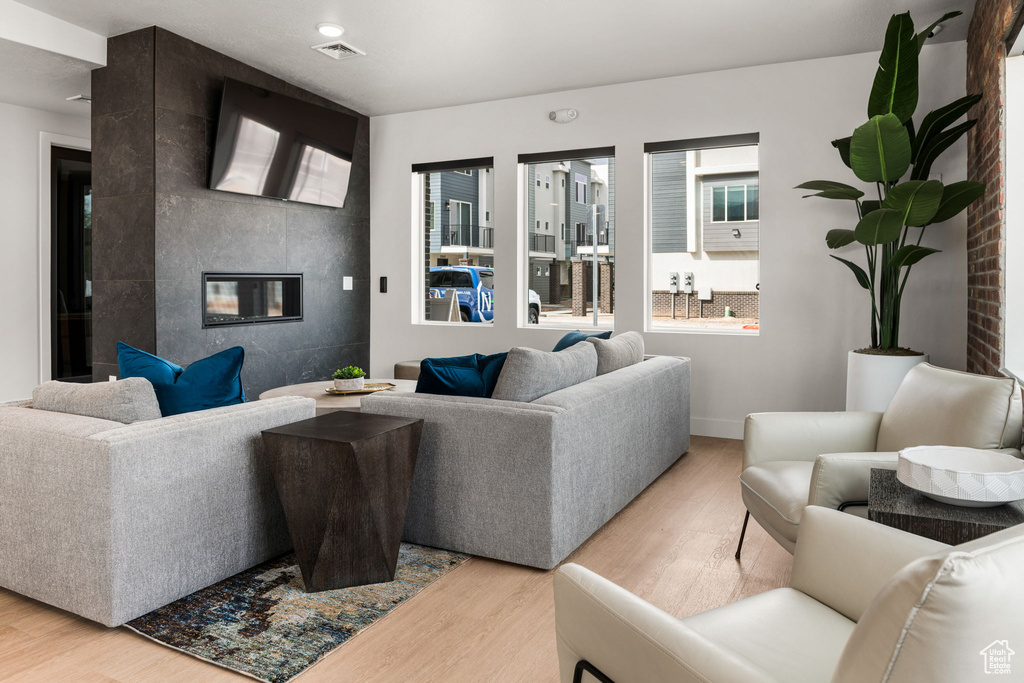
[930,180,986,224]
[850,113,912,183]
[796,180,865,200]
[882,179,944,226]
[825,229,857,249]
[855,208,904,245]
[832,137,853,168]
[911,119,977,180]
[831,255,871,290]
[868,12,919,123]
[912,94,981,160]
[889,245,940,269]
[916,11,962,52]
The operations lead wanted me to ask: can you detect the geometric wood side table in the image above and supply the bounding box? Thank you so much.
[868,468,1024,546]
[262,410,423,592]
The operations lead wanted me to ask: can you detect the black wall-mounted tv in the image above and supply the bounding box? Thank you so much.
[209,78,359,208]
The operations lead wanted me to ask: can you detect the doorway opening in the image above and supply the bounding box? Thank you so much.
[51,146,92,383]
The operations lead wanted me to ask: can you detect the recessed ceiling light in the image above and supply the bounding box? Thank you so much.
[318,23,344,38]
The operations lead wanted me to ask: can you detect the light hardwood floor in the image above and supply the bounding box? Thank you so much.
[0,436,792,682]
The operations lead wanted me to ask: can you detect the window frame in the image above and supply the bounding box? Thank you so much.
[710,182,759,223]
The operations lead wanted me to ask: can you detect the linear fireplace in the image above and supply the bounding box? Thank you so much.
[202,272,303,327]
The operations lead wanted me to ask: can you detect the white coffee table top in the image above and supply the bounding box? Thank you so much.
[258,379,417,414]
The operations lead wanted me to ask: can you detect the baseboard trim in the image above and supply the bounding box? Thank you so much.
[691,417,743,440]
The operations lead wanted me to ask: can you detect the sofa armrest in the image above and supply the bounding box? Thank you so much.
[790,507,947,622]
[554,564,774,683]
[743,411,883,469]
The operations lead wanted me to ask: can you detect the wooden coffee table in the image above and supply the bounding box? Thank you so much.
[868,468,1024,545]
[262,410,423,592]
[259,379,417,414]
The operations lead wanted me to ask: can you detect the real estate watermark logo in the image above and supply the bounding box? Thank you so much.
[981,640,1015,675]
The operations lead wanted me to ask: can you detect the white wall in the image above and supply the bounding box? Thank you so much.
[370,41,969,437]
[0,102,90,401]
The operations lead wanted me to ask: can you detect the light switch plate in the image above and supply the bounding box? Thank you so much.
[343,276,353,290]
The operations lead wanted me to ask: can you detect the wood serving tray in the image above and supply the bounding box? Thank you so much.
[325,382,397,396]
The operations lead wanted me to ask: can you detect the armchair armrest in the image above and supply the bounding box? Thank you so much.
[743,411,883,468]
[809,447,1024,510]
[790,507,947,622]
[555,564,774,683]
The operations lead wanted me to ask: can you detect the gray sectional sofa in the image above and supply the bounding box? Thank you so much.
[0,395,315,626]
[361,354,691,569]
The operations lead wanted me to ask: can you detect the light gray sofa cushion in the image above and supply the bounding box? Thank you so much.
[492,342,598,402]
[586,331,645,375]
[32,377,162,424]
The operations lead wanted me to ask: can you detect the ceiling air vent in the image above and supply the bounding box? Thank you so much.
[312,40,365,60]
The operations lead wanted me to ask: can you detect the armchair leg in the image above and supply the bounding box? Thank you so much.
[735,510,750,560]
[574,660,615,683]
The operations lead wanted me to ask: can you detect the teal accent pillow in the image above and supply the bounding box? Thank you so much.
[117,342,246,416]
[416,353,508,398]
[552,329,612,352]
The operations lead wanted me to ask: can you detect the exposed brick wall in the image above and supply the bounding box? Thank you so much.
[651,291,759,319]
[966,0,1023,374]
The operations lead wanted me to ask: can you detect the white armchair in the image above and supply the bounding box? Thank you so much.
[554,506,1024,683]
[737,363,1021,555]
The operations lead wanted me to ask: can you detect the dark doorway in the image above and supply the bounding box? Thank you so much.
[51,146,92,383]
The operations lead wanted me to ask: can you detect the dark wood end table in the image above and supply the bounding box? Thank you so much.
[262,410,423,592]
[868,468,1024,545]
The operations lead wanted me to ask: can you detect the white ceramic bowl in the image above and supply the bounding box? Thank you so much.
[897,446,1024,508]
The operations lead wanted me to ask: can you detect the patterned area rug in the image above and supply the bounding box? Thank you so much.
[125,544,470,682]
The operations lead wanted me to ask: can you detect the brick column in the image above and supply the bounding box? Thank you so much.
[599,262,613,314]
[966,0,1023,374]
[571,260,587,317]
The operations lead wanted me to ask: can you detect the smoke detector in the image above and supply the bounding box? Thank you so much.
[312,39,365,60]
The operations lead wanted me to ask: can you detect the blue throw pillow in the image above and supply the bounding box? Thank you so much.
[416,353,508,398]
[552,329,612,352]
[117,342,246,416]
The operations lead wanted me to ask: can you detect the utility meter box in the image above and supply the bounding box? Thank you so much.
[698,287,713,301]
[668,272,679,294]
[683,272,694,294]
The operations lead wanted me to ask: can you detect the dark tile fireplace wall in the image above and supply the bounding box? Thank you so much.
[91,27,370,397]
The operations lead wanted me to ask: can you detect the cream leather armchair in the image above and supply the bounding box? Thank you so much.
[737,363,1022,555]
[554,507,1024,683]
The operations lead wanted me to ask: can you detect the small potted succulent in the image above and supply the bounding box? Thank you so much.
[333,366,366,391]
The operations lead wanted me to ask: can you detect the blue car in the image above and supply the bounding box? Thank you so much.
[428,266,541,323]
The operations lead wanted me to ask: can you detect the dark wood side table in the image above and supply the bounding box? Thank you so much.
[262,410,423,592]
[868,468,1024,545]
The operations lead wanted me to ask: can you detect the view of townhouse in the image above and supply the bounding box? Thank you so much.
[3,1,1024,681]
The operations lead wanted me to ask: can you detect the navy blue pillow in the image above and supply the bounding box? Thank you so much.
[416,353,508,398]
[117,342,246,416]
[552,329,612,352]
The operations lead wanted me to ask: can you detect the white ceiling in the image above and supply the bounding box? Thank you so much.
[0,37,92,117]
[14,0,974,118]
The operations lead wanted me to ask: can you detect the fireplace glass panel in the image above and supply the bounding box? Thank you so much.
[203,273,302,327]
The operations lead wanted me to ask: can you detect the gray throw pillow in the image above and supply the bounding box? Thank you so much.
[32,377,162,424]
[491,342,598,402]
[586,331,645,375]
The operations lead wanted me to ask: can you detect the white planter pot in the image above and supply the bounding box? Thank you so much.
[846,350,927,412]
[333,377,365,391]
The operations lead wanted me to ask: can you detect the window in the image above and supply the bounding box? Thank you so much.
[536,172,541,187]
[545,175,550,188]
[575,174,587,204]
[644,135,759,334]
[711,183,759,222]
[520,149,614,328]
[414,158,495,324]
